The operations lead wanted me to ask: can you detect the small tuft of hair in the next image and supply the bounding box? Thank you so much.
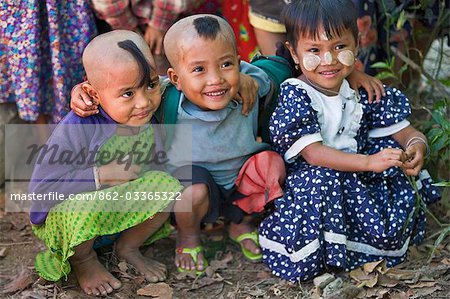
[117,39,152,88]
[193,16,220,39]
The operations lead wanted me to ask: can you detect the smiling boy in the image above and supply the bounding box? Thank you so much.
[163,14,286,273]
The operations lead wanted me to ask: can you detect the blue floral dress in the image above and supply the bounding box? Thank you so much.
[259,78,440,282]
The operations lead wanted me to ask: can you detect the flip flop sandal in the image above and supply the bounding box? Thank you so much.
[176,246,209,276]
[229,231,262,262]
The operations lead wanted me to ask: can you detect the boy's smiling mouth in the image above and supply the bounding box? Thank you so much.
[204,89,228,97]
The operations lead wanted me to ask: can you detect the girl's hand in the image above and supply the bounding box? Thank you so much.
[347,69,385,103]
[98,160,141,186]
[144,25,165,55]
[367,148,405,173]
[70,82,99,117]
[402,143,426,176]
[235,73,259,116]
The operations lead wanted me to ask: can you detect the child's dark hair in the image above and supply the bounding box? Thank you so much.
[283,0,358,51]
[117,39,153,87]
[193,16,220,39]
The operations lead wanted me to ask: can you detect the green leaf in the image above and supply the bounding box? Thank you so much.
[399,64,408,75]
[375,72,397,80]
[396,11,407,30]
[429,226,450,261]
[439,78,450,87]
[370,62,391,69]
[433,181,450,187]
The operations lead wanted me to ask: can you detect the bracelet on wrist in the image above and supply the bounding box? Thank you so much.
[93,165,101,190]
[406,136,430,158]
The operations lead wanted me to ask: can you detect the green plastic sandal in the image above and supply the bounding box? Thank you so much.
[176,246,209,276]
[230,231,263,262]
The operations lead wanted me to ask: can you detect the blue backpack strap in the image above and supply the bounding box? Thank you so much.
[155,83,181,149]
[250,55,294,143]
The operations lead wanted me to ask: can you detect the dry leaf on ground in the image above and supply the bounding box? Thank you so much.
[407,286,442,298]
[136,282,173,298]
[189,276,224,290]
[205,251,233,277]
[326,285,361,299]
[0,267,37,294]
[385,268,416,280]
[377,274,399,288]
[389,291,409,299]
[363,260,386,274]
[441,258,450,265]
[408,281,437,288]
[117,261,128,272]
[350,268,374,282]
[358,287,389,299]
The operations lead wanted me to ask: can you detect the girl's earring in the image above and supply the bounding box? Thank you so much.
[295,64,299,70]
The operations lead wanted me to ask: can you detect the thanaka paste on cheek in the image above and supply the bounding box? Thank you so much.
[303,50,355,71]
[337,50,355,66]
[303,54,321,71]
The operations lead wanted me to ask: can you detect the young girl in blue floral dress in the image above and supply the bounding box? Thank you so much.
[258,0,441,283]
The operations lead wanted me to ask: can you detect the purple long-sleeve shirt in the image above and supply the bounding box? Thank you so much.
[29,108,162,224]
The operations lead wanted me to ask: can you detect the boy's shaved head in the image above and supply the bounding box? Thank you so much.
[83,30,155,90]
[164,14,237,68]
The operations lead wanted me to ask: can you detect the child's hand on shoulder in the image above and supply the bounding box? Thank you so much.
[347,69,385,103]
[402,143,426,176]
[98,160,141,187]
[367,148,405,173]
[236,73,259,116]
[71,82,99,117]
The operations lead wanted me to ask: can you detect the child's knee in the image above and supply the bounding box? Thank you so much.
[188,183,209,207]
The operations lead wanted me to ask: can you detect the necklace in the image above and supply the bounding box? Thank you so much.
[304,76,340,96]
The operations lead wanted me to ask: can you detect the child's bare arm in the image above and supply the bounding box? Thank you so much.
[392,126,428,176]
[235,73,259,116]
[71,83,99,117]
[347,69,385,103]
[301,142,404,173]
[144,25,165,55]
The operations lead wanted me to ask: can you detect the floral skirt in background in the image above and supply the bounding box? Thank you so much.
[0,1,97,123]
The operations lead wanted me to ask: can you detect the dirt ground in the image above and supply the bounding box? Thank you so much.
[1,189,450,299]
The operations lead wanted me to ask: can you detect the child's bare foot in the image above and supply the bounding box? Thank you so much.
[116,243,167,282]
[175,233,206,271]
[228,222,261,256]
[71,251,122,296]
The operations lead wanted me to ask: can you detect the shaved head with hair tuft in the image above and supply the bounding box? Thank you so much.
[163,14,237,69]
[82,30,156,91]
